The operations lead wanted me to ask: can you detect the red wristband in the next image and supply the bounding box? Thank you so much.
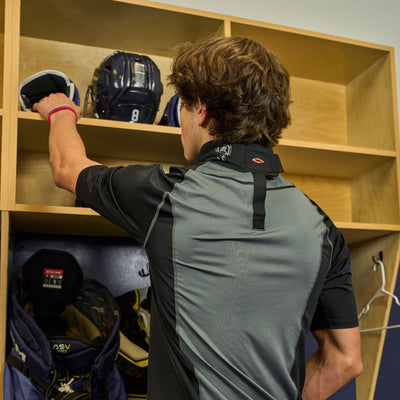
[47,106,78,125]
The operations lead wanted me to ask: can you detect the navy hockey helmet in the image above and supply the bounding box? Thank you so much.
[158,94,181,127]
[91,51,163,124]
[19,70,80,111]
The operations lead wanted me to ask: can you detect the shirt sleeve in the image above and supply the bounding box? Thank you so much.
[75,163,170,244]
[310,222,359,331]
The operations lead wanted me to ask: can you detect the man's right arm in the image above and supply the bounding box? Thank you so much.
[33,92,100,194]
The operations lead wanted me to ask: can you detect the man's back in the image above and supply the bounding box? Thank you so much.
[137,143,356,399]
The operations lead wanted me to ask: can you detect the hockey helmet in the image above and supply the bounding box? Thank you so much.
[158,94,181,127]
[19,70,80,111]
[91,51,163,124]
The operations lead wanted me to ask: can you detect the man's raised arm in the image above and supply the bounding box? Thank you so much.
[33,93,100,194]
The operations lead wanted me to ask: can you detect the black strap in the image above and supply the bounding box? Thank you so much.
[7,353,29,376]
[98,378,109,400]
[252,172,267,230]
[7,353,89,400]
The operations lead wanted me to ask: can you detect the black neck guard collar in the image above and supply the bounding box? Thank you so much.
[197,141,284,177]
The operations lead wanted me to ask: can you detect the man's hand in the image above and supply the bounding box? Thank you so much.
[32,92,82,123]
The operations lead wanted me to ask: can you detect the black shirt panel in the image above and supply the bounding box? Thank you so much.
[76,163,184,244]
[309,208,358,331]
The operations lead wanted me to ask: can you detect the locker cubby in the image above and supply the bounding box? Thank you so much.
[231,21,396,151]
[284,158,400,226]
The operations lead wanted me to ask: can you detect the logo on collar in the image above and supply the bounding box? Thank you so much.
[252,157,264,164]
[215,145,232,161]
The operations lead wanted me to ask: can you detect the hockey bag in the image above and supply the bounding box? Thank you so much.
[3,249,126,400]
[115,289,151,398]
[19,70,80,111]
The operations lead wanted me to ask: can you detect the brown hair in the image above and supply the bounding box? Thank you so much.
[169,37,291,146]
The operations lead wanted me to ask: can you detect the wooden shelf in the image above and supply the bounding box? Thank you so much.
[338,222,400,245]
[11,204,129,236]
[9,204,400,245]
[0,211,9,387]
[230,19,388,84]
[277,139,396,178]
[18,112,185,163]
[20,0,225,57]
[17,112,396,177]
[0,1,3,34]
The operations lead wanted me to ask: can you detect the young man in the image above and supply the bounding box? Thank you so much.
[34,37,362,400]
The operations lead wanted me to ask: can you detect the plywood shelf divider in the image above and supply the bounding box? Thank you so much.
[18,110,398,157]
[17,110,181,135]
[16,110,398,158]
[10,208,129,237]
[17,113,397,179]
[114,0,228,20]
[20,0,226,58]
[11,203,400,245]
[19,111,397,155]
[14,203,98,215]
[0,211,10,384]
[279,137,398,157]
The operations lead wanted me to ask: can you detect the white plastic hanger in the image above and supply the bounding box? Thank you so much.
[359,255,400,333]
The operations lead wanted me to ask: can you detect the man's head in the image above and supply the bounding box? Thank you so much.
[169,36,291,148]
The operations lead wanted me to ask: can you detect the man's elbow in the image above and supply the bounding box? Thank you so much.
[344,353,363,380]
[352,357,363,379]
[50,159,76,193]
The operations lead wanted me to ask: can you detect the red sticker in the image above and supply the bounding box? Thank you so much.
[43,268,64,289]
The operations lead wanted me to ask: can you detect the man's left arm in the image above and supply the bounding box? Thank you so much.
[303,326,363,400]
[33,92,100,194]
[304,217,363,399]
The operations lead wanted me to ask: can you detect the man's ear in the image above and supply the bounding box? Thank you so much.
[197,103,210,127]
